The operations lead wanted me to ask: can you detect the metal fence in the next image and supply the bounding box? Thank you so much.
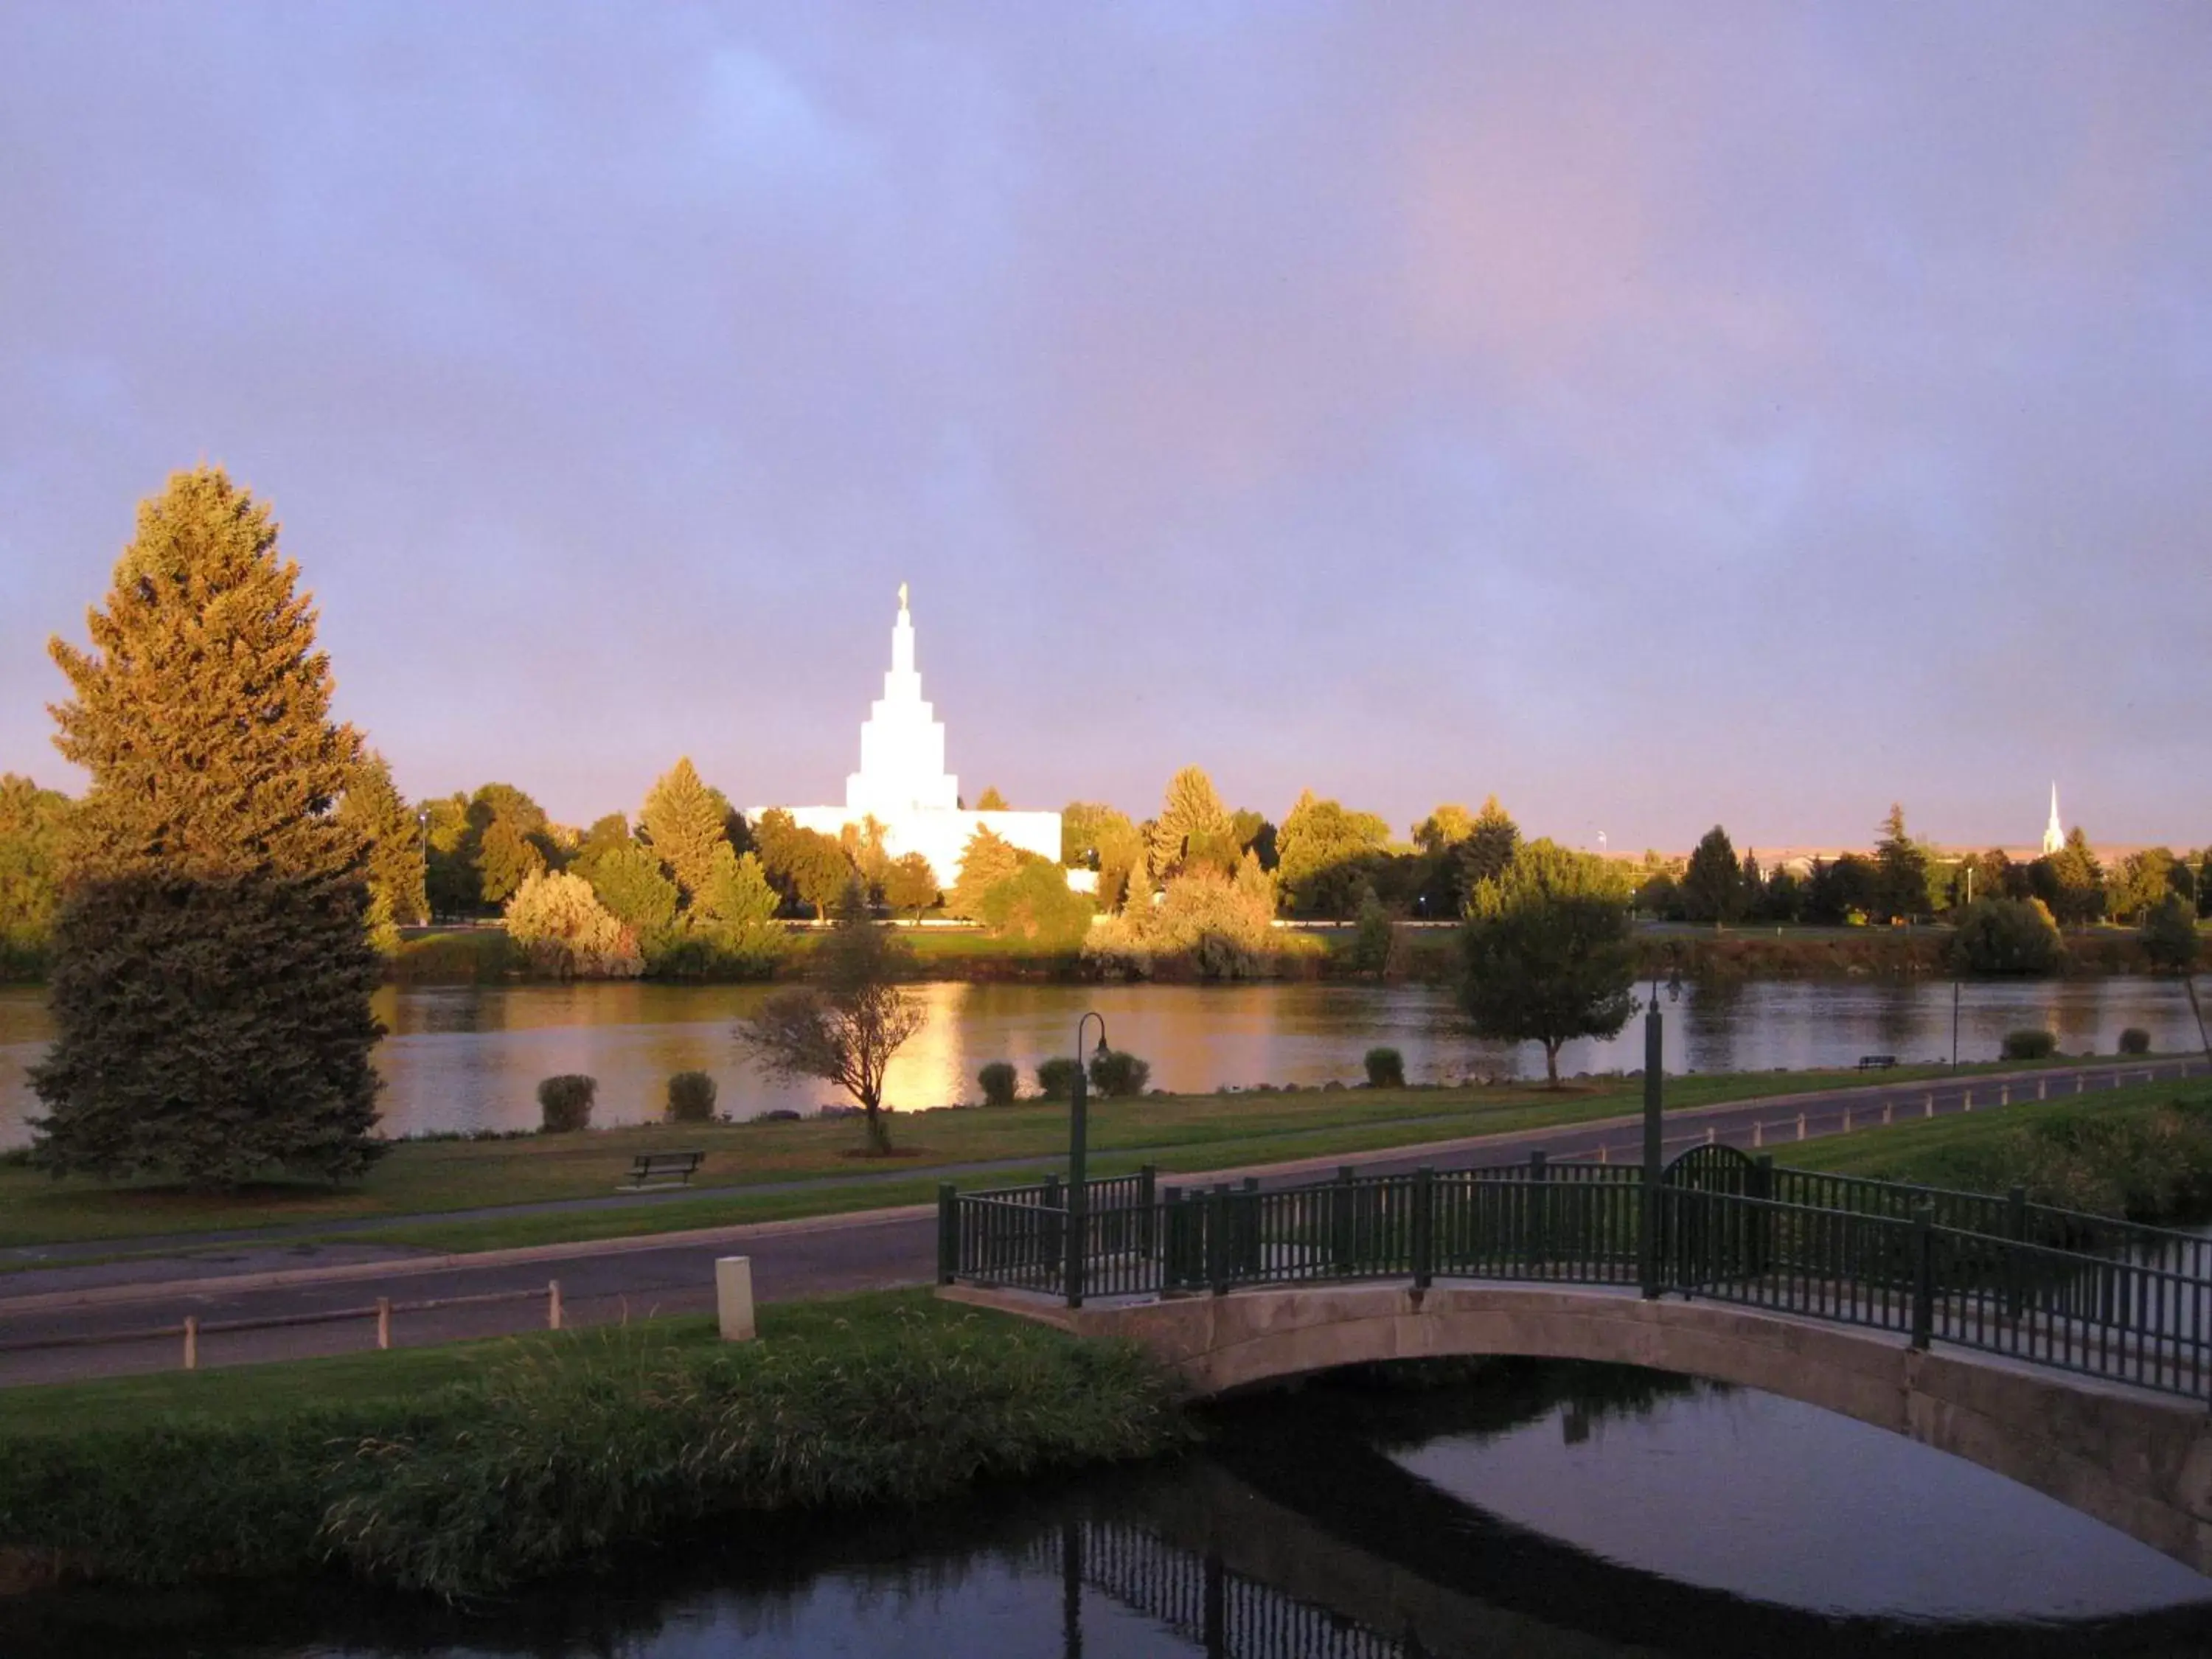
[941,1154,2212,1402]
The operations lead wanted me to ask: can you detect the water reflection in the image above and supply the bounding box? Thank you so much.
[2,976,2208,1147]
[6,1362,2210,1659]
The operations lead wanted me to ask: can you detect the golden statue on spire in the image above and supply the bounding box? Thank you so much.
[898,581,909,613]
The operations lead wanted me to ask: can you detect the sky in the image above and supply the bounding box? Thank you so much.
[1,3,2208,853]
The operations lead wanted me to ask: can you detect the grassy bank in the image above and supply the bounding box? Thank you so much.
[1787,1075,2212,1223]
[0,1290,1188,1596]
[0,1062,2068,1254]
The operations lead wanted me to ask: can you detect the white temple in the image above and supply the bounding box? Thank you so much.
[2042,783,2065,856]
[763,586,1063,894]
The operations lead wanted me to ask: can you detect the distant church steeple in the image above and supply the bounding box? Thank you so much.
[2042,784,2065,856]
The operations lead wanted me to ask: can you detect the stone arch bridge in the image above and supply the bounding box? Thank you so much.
[939,1147,2212,1575]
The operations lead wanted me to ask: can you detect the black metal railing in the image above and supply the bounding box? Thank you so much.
[939,1151,2212,1403]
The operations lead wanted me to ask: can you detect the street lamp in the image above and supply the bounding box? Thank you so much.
[1066,1012,1111,1308]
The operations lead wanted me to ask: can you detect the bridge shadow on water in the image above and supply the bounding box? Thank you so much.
[6,1363,2211,1659]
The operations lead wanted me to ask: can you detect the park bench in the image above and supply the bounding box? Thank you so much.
[1856,1054,1899,1071]
[619,1150,706,1192]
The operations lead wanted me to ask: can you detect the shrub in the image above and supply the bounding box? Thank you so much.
[2119,1028,2152,1055]
[978,1061,1019,1107]
[665,1071,717,1124]
[1950,897,2062,976]
[1035,1057,1080,1101]
[1363,1046,1406,1088]
[537,1074,597,1133]
[1088,1049,1152,1099]
[2000,1029,2057,1061]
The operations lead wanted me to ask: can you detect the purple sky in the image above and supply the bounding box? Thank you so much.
[2,4,2208,852]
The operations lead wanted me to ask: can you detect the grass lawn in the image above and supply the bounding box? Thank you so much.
[0,1291,961,1438]
[0,1055,2146,1255]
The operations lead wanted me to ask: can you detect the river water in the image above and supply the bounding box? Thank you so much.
[1,977,2205,1147]
[7,1360,2209,1658]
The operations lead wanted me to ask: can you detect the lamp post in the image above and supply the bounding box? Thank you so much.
[1066,1012,1110,1308]
[1638,967,1669,1298]
[417,808,432,928]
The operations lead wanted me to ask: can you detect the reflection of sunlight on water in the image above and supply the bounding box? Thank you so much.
[3,976,2211,1145]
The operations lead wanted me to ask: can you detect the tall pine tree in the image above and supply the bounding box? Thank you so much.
[338,748,427,948]
[639,757,731,902]
[31,467,384,1186]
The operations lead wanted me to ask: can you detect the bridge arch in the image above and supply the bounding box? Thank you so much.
[949,1281,2212,1576]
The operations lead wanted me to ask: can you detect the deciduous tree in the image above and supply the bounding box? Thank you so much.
[735,880,925,1152]
[1276,790,1391,919]
[504,869,639,977]
[1459,841,1636,1085]
[30,467,383,1186]
[883,852,940,920]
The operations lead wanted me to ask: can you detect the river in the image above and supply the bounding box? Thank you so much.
[7,1358,2208,1657]
[1,977,2205,1147]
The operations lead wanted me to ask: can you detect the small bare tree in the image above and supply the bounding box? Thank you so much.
[735,879,923,1152]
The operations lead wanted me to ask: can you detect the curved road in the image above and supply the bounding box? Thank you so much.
[0,1057,2201,1388]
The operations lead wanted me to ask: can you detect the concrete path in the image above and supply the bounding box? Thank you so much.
[0,1056,2200,1389]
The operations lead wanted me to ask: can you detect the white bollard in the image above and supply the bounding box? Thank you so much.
[1842,1107,1852,1133]
[1797,1113,1806,1142]
[2000,1084,2008,1107]
[1752,1121,1763,1150]
[2039,1078,2048,1102]
[1964,1089,1974,1113]
[1706,1124,1717,1147]
[717,1256,757,1342]
[1925,1093,1935,1119]
[1883,1102,1893,1126]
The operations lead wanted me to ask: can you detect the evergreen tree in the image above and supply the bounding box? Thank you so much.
[422,793,475,918]
[1149,765,1233,877]
[30,467,383,1186]
[2140,895,2199,974]
[474,814,545,904]
[975,785,1009,810]
[1456,796,1522,901]
[694,845,786,966]
[337,750,426,949]
[639,757,730,902]
[2033,827,2107,926]
[1681,826,1743,924]
[1872,804,1934,923]
[585,841,681,940]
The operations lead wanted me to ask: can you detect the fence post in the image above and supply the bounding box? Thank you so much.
[1239,1177,1261,1276]
[375,1295,392,1352]
[1528,1150,1549,1270]
[182,1315,198,1372]
[2005,1185,2027,1321]
[1412,1166,1435,1290]
[547,1279,563,1331]
[1138,1164,1158,1260]
[936,1183,959,1284]
[1910,1203,1935,1350]
[1333,1165,1356,1273]
[1206,1186,1229,1296]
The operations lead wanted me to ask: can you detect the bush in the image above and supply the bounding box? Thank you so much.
[978,1061,1019,1107]
[1035,1057,1080,1101]
[1363,1046,1406,1088]
[2000,1029,2057,1061]
[1950,897,2062,976]
[1088,1048,1152,1099]
[537,1074,597,1133]
[665,1071,717,1124]
[2119,1028,2152,1055]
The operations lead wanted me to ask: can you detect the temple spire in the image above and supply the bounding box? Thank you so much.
[2042,783,2064,856]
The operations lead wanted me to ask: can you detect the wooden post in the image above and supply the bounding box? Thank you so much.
[2000,1083,2009,1107]
[375,1295,392,1352]
[547,1279,563,1331]
[1883,1101,1893,1126]
[182,1315,198,1372]
[1841,1107,1851,1134]
[1964,1089,1974,1113]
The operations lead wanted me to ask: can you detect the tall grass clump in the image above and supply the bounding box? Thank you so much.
[2000,1029,2057,1061]
[537,1074,597,1133]
[665,1072,717,1124]
[1363,1047,1405,1088]
[978,1061,1019,1107]
[0,1299,1189,1596]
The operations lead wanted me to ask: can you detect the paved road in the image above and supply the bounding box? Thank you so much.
[1,1057,2201,1388]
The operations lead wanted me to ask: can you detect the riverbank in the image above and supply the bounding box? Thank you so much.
[0,1290,1188,1596]
[1789,1075,2212,1224]
[0,1062,2065,1254]
[370,919,2205,987]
